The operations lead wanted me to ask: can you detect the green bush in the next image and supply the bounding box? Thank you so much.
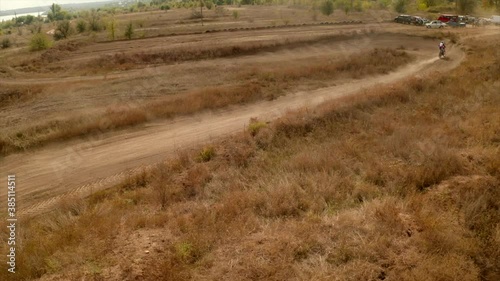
[394,0,408,13]
[76,20,87,33]
[124,22,134,40]
[198,146,215,162]
[354,0,363,11]
[29,33,52,51]
[248,121,267,137]
[54,20,73,40]
[320,0,334,16]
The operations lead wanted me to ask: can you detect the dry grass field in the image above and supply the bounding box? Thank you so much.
[0,4,499,281]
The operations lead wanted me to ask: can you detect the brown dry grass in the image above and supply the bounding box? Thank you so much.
[0,47,413,156]
[91,33,366,70]
[0,85,44,108]
[1,33,499,280]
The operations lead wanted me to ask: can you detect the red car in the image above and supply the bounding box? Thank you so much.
[438,14,458,23]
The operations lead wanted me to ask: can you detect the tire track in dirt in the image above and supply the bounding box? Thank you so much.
[3,43,466,219]
[18,168,143,217]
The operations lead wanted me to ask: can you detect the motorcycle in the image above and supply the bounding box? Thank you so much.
[439,48,446,59]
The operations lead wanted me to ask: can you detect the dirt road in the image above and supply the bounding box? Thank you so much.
[0,37,464,218]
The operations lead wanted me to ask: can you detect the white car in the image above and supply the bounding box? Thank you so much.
[426,21,447,28]
[492,15,500,25]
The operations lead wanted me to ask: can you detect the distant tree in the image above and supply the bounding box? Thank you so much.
[25,15,35,25]
[124,22,134,40]
[14,15,38,26]
[151,0,168,5]
[205,0,214,9]
[486,0,500,11]
[353,0,363,11]
[336,0,352,14]
[108,20,116,40]
[76,20,87,33]
[54,20,73,40]
[320,0,334,16]
[457,0,477,13]
[196,0,214,26]
[378,0,391,8]
[421,0,437,7]
[394,0,408,13]
[48,3,66,21]
[136,1,146,10]
[88,9,103,31]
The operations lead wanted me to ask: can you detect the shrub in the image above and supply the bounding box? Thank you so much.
[354,0,363,11]
[1,38,11,49]
[32,23,43,34]
[152,163,170,210]
[137,1,146,9]
[88,9,103,32]
[232,10,239,20]
[76,20,86,33]
[248,120,267,136]
[320,0,334,16]
[457,0,477,14]
[108,20,116,40]
[54,20,73,40]
[198,146,215,162]
[394,0,408,13]
[124,22,134,40]
[29,33,51,51]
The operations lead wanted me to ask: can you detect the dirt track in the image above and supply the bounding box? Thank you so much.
[2,23,402,81]
[0,31,434,140]
[0,30,466,217]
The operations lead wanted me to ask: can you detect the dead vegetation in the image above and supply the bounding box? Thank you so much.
[92,32,371,70]
[0,47,413,156]
[2,34,499,280]
[0,85,44,108]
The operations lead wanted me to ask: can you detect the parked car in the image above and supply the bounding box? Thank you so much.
[412,16,426,25]
[492,15,500,25]
[421,18,431,25]
[446,20,466,27]
[437,14,458,23]
[394,15,412,24]
[426,21,447,29]
[475,17,491,26]
[465,16,476,24]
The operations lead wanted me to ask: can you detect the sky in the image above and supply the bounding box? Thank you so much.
[0,0,108,11]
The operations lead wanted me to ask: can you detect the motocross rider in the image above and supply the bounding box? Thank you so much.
[439,41,446,54]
